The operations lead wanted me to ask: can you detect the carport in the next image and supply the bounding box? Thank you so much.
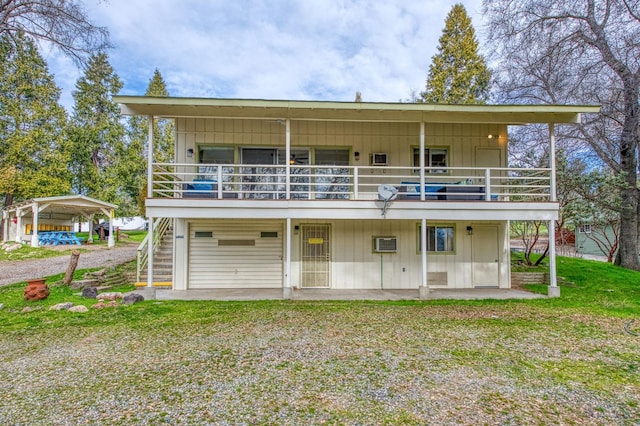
[1,195,118,248]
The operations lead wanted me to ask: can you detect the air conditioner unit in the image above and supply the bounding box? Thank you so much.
[374,237,397,253]
[370,153,388,166]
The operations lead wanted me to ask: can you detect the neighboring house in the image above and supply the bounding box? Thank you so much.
[114,97,598,298]
[575,223,619,260]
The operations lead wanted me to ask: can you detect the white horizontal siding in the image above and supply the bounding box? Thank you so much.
[188,221,282,289]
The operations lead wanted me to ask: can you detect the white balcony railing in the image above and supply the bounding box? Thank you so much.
[151,163,552,202]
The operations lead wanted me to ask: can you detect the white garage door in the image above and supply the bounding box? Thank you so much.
[188,221,283,289]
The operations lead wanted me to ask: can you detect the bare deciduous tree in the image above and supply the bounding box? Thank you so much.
[484,0,640,270]
[0,0,110,62]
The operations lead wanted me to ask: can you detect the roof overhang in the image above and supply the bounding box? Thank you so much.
[114,96,600,125]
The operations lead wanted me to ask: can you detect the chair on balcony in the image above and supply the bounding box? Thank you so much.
[183,179,239,199]
[183,179,217,198]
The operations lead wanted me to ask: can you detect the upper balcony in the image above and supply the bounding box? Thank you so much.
[151,162,552,202]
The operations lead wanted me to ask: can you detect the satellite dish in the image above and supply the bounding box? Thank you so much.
[378,184,398,201]
[377,184,398,217]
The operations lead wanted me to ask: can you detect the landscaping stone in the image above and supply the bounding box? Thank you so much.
[122,293,144,305]
[68,305,88,313]
[4,243,21,252]
[49,302,74,311]
[70,279,100,290]
[0,303,4,310]
[81,287,99,299]
[21,306,42,313]
[98,292,123,301]
[92,301,119,309]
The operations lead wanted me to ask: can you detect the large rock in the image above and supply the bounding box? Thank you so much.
[70,279,100,290]
[98,292,123,301]
[92,300,119,309]
[122,293,144,305]
[49,302,74,311]
[4,243,21,252]
[68,305,88,313]
[81,287,99,299]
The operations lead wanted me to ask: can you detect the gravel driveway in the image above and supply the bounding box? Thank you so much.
[0,244,138,286]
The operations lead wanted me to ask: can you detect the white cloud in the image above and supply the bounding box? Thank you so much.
[47,0,485,109]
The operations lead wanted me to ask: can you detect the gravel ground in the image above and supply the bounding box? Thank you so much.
[0,304,638,425]
[0,244,138,286]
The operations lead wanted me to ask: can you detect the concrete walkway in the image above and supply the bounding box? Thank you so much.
[148,287,545,301]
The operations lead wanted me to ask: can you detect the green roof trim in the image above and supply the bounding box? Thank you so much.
[113,96,600,124]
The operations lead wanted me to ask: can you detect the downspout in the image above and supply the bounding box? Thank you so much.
[548,123,560,297]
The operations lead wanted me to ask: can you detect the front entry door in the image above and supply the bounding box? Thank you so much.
[472,225,500,287]
[301,224,330,288]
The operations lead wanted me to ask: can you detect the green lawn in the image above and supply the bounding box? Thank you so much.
[0,256,638,424]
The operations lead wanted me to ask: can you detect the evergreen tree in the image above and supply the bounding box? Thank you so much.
[67,52,125,207]
[421,4,491,104]
[0,32,70,208]
[125,69,175,215]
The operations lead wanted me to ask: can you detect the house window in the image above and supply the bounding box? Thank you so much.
[417,224,454,252]
[199,146,234,164]
[579,224,592,234]
[413,147,448,173]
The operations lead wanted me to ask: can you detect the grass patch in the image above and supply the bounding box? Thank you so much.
[0,245,86,262]
[0,255,638,424]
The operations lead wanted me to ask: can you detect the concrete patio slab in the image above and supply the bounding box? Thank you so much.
[151,288,546,301]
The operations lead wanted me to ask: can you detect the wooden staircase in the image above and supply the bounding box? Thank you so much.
[136,219,173,287]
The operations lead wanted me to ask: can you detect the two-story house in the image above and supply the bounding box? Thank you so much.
[115,97,598,299]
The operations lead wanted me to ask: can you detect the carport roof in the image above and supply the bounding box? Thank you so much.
[3,195,117,218]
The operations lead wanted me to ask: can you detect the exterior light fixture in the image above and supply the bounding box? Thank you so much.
[354,151,360,161]
[187,148,194,157]
[466,226,473,236]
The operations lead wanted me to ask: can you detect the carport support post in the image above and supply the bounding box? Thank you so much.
[2,211,8,243]
[107,210,115,247]
[87,214,94,244]
[419,218,429,299]
[283,217,293,299]
[15,208,23,243]
[30,204,38,247]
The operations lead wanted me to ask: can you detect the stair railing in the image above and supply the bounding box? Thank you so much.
[136,217,172,282]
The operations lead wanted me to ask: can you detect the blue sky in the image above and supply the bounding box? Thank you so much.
[41,0,485,110]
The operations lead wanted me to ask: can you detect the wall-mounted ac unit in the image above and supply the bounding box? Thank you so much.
[374,237,397,253]
[370,153,388,166]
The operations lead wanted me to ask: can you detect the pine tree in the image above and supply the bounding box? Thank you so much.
[0,32,71,208]
[67,52,125,206]
[421,4,491,104]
